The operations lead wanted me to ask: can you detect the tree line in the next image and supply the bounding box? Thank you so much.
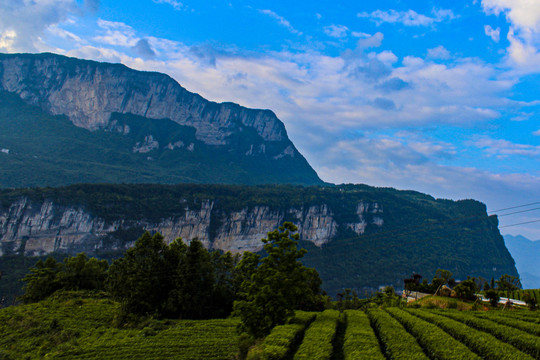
[20,222,325,337]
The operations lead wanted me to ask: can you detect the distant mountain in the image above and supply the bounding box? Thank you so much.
[503,234,540,289]
[0,53,322,187]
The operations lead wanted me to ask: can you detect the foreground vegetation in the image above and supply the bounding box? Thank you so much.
[2,292,539,359]
[0,291,239,359]
[2,222,537,359]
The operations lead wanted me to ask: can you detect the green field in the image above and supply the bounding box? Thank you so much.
[0,292,239,359]
[2,294,540,359]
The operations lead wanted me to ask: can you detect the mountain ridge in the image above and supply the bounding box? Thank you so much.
[0,183,519,295]
[503,234,540,289]
[0,52,322,187]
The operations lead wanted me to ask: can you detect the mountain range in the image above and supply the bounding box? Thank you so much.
[0,52,522,300]
[503,234,540,289]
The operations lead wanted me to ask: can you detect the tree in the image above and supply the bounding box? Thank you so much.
[522,292,537,310]
[432,269,454,294]
[496,274,521,297]
[107,232,172,315]
[210,250,241,318]
[453,278,478,301]
[485,289,500,307]
[174,238,216,319]
[233,222,323,338]
[21,257,62,303]
[57,253,108,291]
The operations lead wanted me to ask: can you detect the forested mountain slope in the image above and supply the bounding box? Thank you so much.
[0,183,518,295]
[0,53,322,187]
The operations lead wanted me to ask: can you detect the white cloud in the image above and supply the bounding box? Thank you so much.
[324,24,349,38]
[356,32,384,48]
[94,19,138,47]
[482,0,540,71]
[534,129,540,136]
[358,8,455,27]
[482,0,540,31]
[472,136,540,158]
[377,50,398,65]
[259,9,302,35]
[427,45,451,59]
[152,0,184,11]
[0,0,83,52]
[506,27,540,68]
[484,24,501,42]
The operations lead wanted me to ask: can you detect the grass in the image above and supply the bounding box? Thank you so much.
[408,295,474,310]
[0,291,239,359]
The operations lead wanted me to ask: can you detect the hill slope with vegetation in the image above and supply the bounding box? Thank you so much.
[2,293,539,360]
[0,183,518,298]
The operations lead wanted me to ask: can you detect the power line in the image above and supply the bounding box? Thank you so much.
[499,219,540,228]
[488,201,540,214]
[496,206,540,217]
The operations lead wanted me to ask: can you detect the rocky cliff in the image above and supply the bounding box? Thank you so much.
[0,184,519,294]
[0,53,284,144]
[0,196,382,256]
[0,53,322,186]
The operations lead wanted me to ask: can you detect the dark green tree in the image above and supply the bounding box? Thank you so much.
[210,251,241,318]
[21,257,62,303]
[453,278,478,301]
[174,238,215,319]
[522,292,537,310]
[485,289,500,307]
[107,232,172,315]
[233,222,323,338]
[496,274,521,297]
[57,253,108,291]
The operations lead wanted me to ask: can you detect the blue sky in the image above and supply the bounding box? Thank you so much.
[1,0,540,239]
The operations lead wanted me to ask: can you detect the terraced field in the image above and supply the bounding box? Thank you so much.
[2,295,540,359]
[252,308,540,360]
[0,294,239,360]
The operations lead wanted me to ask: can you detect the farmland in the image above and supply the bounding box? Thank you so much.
[1,293,540,359]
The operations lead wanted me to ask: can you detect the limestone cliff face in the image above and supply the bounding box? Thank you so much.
[0,197,383,256]
[0,53,286,146]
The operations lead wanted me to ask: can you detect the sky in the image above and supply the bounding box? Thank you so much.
[1,0,540,240]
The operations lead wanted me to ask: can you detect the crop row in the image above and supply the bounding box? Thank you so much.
[407,309,533,360]
[367,309,428,360]
[259,312,317,360]
[293,309,340,360]
[56,319,239,359]
[386,308,480,360]
[438,309,540,358]
[499,310,540,324]
[473,312,540,336]
[342,310,384,360]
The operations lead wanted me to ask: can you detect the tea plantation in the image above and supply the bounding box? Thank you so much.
[1,293,539,359]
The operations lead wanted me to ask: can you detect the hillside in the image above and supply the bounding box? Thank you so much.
[0,183,518,297]
[0,53,322,187]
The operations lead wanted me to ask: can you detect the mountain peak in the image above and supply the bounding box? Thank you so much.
[0,52,322,186]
